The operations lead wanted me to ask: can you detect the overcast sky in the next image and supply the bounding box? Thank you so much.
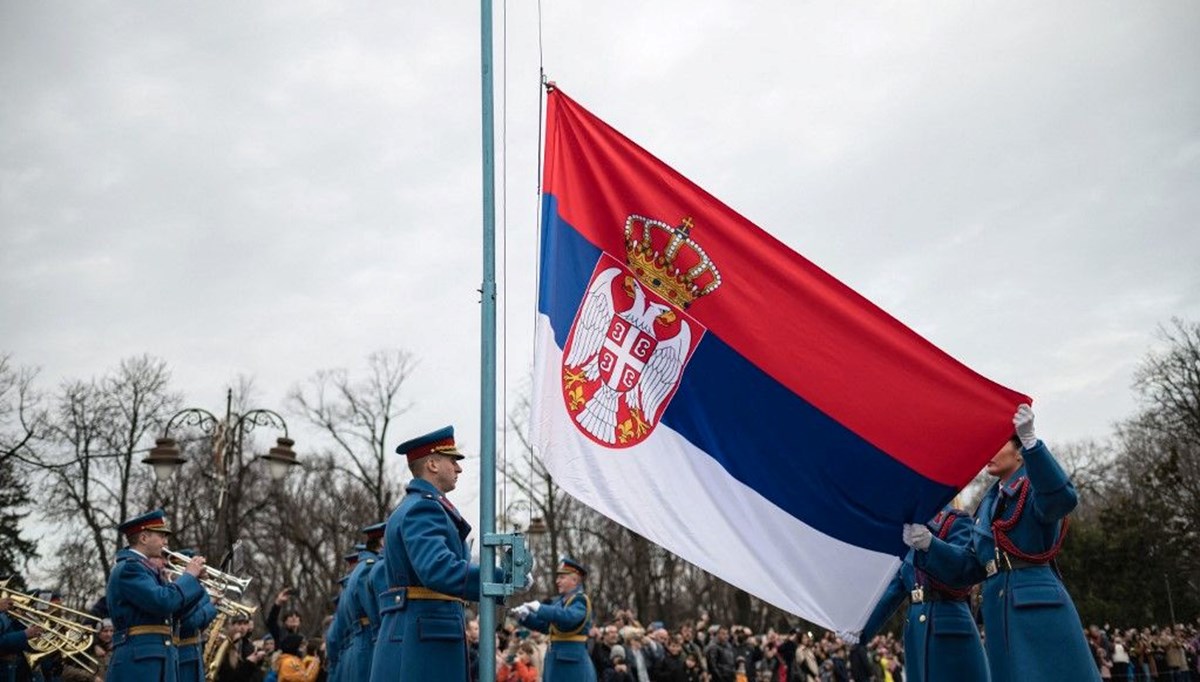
[3,2,1198,550]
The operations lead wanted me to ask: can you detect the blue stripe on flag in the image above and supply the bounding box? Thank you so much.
[539,195,955,555]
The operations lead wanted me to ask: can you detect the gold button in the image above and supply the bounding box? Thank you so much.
[918,615,926,623]
[165,640,172,646]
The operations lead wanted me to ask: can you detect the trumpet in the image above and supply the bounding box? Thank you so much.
[161,563,259,619]
[162,549,252,595]
[0,579,102,673]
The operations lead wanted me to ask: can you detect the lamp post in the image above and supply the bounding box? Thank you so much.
[142,388,298,562]
[501,499,548,535]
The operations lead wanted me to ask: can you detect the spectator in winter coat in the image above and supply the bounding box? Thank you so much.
[650,637,688,682]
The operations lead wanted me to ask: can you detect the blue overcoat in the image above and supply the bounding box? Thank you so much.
[177,592,218,682]
[916,441,1099,682]
[369,478,489,682]
[325,607,343,682]
[0,611,30,654]
[362,558,388,674]
[861,509,988,682]
[336,549,379,682]
[1,611,31,682]
[105,547,206,682]
[519,586,596,682]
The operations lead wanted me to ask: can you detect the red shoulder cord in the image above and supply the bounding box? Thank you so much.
[991,477,1070,563]
[922,513,972,600]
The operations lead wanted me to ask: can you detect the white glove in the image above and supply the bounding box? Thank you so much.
[836,630,860,645]
[902,523,932,551]
[510,605,530,620]
[521,600,541,613]
[1013,404,1038,449]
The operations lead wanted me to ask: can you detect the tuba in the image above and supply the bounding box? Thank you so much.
[0,579,102,673]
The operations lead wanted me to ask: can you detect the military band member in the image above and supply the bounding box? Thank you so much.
[512,557,595,682]
[335,524,383,682]
[174,550,218,682]
[908,405,1099,682]
[105,509,207,682]
[842,505,988,682]
[361,534,390,682]
[0,591,44,682]
[325,578,348,682]
[369,426,496,682]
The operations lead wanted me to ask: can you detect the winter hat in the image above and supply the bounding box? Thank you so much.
[280,633,305,656]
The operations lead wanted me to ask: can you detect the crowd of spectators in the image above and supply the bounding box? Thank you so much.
[483,609,907,682]
[1086,623,1200,681]
[6,583,1199,682]
[480,609,1200,682]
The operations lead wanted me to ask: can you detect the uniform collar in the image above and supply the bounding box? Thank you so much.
[406,477,443,497]
[116,547,147,561]
[999,466,1028,497]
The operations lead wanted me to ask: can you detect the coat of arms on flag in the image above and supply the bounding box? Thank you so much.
[560,214,720,447]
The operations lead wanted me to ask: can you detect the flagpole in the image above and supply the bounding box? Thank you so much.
[478,0,498,680]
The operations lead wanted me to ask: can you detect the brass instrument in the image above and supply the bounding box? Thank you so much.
[160,563,258,619]
[0,579,101,673]
[159,553,256,682]
[203,612,231,681]
[162,549,252,595]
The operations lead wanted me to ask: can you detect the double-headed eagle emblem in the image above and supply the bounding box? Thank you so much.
[561,215,721,447]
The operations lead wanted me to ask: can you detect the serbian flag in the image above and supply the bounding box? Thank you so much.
[531,88,1028,630]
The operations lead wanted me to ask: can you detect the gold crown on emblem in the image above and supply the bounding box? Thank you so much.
[623,215,722,309]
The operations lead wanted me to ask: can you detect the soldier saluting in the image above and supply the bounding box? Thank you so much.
[369,426,495,682]
[512,557,595,682]
[105,509,207,682]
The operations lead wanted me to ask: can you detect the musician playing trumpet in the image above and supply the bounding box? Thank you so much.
[172,550,219,682]
[105,509,207,682]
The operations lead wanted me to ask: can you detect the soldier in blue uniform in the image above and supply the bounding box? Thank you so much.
[908,405,1099,682]
[842,505,988,682]
[173,550,219,682]
[337,523,384,682]
[328,545,360,682]
[363,544,389,680]
[0,590,44,682]
[512,557,595,682]
[105,509,207,682]
[325,574,349,682]
[369,426,496,682]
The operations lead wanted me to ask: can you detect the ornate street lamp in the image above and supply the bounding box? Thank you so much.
[142,388,298,558]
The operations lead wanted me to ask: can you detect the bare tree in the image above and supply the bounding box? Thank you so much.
[37,355,180,576]
[0,353,42,574]
[1133,318,1200,448]
[0,353,46,465]
[288,350,416,520]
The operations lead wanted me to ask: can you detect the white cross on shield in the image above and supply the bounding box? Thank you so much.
[599,316,657,392]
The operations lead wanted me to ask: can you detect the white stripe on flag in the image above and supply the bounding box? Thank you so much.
[532,316,898,631]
